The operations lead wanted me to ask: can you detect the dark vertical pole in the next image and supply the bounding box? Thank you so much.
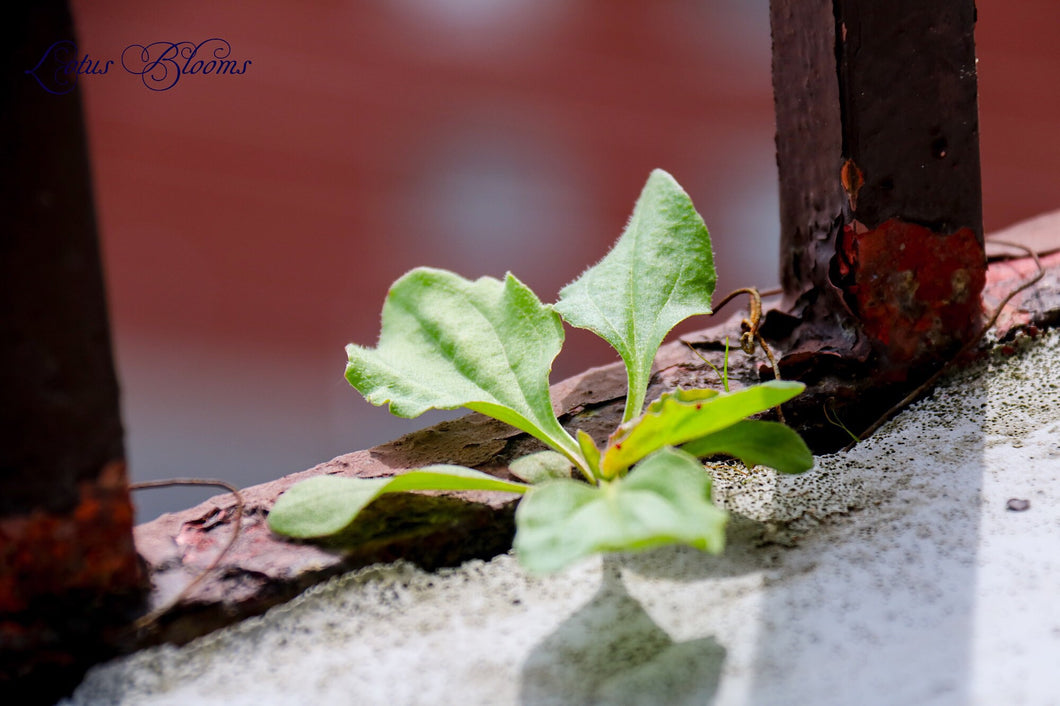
[768,0,984,376]
[1,2,144,700]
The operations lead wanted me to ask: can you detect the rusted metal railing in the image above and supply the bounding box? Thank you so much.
[1,3,145,701]
[766,0,985,445]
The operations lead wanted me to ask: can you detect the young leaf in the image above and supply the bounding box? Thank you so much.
[345,267,582,465]
[268,466,529,539]
[600,381,805,477]
[576,429,602,478]
[554,170,716,423]
[513,447,728,574]
[509,451,573,484]
[681,419,813,473]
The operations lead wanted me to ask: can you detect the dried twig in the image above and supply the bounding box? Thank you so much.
[127,478,245,632]
[709,286,787,421]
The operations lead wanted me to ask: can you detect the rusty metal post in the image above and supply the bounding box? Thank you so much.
[768,0,984,376]
[1,2,144,700]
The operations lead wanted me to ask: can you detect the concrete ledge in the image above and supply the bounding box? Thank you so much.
[66,328,1060,705]
[127,244,1060,647]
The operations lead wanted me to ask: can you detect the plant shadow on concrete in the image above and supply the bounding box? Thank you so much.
[520,558,726,706]
[521,344,1005,704]
[517,515,791,705]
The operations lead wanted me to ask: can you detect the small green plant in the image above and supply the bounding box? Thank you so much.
[268,170,812,573]
[689,337,732,392]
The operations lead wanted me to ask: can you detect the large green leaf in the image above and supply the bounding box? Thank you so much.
[553,170,716,423]
[268,466,529,539]
[513,447,728,574]
[681,420,813,474]
[600,382,805,477]
[345,267,581,464]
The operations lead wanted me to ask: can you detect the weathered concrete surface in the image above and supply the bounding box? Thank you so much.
[64,328,1060,705]
[114,200,1060,651]
[121,244,1060,650]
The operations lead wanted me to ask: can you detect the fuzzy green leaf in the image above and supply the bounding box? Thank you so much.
[554,170,716,423]
[513,447,728,574]
[268,466,529,539]
[600,381,805,477]
[681,420,813,473]
[345,267,581,463]
[509,451,573,484]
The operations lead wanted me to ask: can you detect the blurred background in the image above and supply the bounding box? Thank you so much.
[66,0,1059,522]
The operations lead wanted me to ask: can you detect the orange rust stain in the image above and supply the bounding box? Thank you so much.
[0,461,142,614]
[841,158,865,211]
[838,218,986,365]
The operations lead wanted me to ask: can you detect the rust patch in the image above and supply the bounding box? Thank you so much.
[1,462,144,694]
[840,158,864,211]
[0,461,142,614]
[837,218,985,365]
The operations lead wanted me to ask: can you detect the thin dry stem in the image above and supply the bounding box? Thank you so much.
[710,286,787,421]
[127,478,245,632]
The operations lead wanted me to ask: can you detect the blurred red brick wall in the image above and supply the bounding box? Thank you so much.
[65,0,1059,520]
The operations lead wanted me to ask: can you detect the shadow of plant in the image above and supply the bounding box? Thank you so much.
[520,559,726,705]
[314,492,516,570]
[613,513,784,582]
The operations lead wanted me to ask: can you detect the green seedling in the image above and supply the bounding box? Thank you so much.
[268,170,813,573]
[688,337,731,392]
[824,399,861,444]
